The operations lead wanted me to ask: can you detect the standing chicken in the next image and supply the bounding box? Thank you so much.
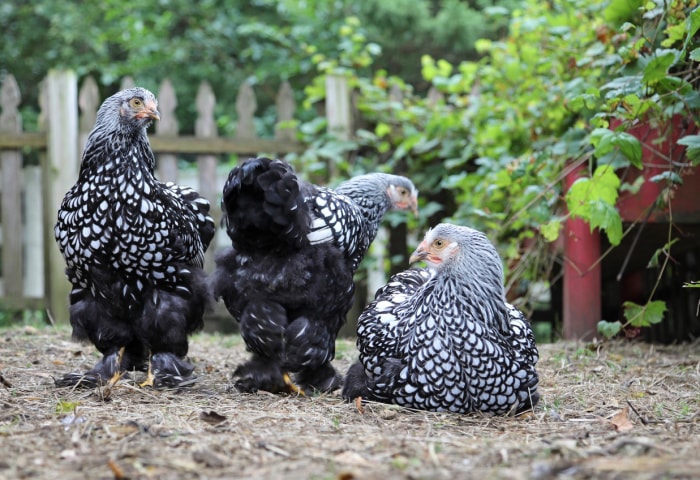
[343,223,540,414]
[211,157,418,394]
[54,87,215,388]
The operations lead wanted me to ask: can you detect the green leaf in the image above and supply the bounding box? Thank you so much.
[594,166,621,199]
[690,47,700,61]
[590,128,616,157]
[647,238,679,268]
[623,300,667,327]
[588,200,623,245]
[620,175,645,194]
[540,220,562,242]
[649,171,683,184]
[590,128,642,168]
[684,8,700,51]
[641,49,678,85]
[678,134,700,166]
[615,132,643,168]
[604,0,644,25]
[598,320,622,339]
[55,400,80,414]
[566,167,622,245]
[375,122,391,138]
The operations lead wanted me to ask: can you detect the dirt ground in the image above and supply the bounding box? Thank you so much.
[1,325,699,480]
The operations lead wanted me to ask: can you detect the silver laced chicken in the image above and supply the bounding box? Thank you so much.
[343,223,540,414]
[54,87,215,389]
[211,157,418,395]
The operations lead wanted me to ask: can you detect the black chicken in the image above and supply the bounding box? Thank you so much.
[343,223,540,414]
[211,157,418,394]
[54,87,215,388]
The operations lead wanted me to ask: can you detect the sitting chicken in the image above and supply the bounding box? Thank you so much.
[343,223,540,414]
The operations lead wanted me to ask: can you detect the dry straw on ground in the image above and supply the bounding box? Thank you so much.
[1,325,699,479]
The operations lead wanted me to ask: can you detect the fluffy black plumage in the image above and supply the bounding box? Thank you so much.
[54,87,215,388]
[342,223,540,414]
[211,157,418,394]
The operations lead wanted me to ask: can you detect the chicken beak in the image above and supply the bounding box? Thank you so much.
[409,242,429,264]
[139,100,161,121]
[147,109,161,121]
[410,194,419,217]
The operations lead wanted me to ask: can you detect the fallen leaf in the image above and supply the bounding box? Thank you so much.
[334,451,372,467]
[610,407,634,432]
[23,326,38,335]
[199,410,227,425]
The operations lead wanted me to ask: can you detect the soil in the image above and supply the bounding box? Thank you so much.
[1,325,699,480]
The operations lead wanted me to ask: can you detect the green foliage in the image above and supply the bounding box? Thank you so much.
[55,400,80,414]
[597,320,622,339]
[590,128,642,168]
[623,300,667,327]
[297,0,618,305]
[0,0,517,134]
[678,134,700,165]
[598,300,667,339]
[296,0,699,337]
[565,166,623,245]
[0,308,46,328]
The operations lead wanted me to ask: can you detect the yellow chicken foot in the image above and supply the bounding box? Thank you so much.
[354,396,364,414]
[101,347,125,399]
[106,346,126,386]
[282,372,305,396]
[140,352,155,387]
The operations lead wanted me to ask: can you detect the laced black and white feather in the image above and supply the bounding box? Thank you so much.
[353,224,540,414]
[308,174,416,271]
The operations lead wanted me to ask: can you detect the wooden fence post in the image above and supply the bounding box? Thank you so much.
[24,166,44,298]
[325,74,360,336]
[156,79,179,183]
[275,81,296,142]
[78,76,99,159]
[235,83,257,140]
[121,76,135,90]
[44,70,78,324]
[326,75,352,142]
[0,75,24,299]
[195,81,220,272]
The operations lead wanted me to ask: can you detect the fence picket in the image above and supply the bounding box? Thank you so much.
[235,83,257,140]
[44,70,78,324]
[78,76,99,158]
[0,75,24,298]
[195,81,220,271]
[156,79,179,183]
[275,81,296,142]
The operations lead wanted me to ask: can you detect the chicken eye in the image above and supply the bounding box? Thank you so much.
[433,239,445,249]
[130,98,143,108]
